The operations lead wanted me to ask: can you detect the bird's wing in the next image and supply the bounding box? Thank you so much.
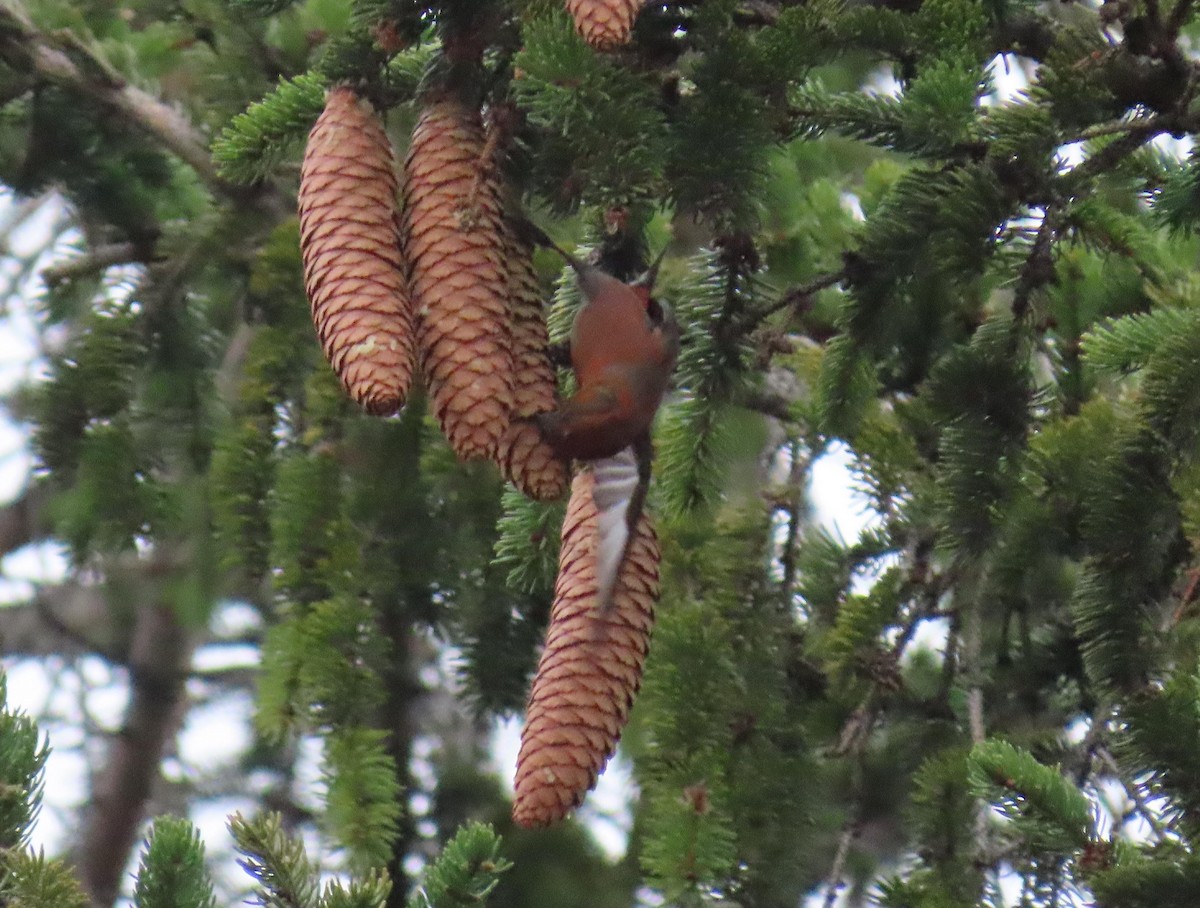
[591,444,640,612]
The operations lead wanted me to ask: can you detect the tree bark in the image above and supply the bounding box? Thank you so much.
[75,602,193,907]
[378,603,420,908]
[0,483,53,559]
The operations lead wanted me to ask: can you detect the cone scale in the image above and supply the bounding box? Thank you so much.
[402,98,514,461]
[495,226,569,501]
[512,469,660,827]
[298,87,415,416]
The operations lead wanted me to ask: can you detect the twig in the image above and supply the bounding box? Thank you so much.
[1071,707,1111,785]
[938,609,960,705]
[822,817,861,908]
[822,693,874,907]
[830,698,878,758]
[754,268,846,322]
[1168,0,1195,33]
[1011,205,1061,320]
[464,104,513,223]
[1065,123,1178,190]
[962,597,986,746]
[778,439,810,603]
[1012,111,1195,319]
[41,242,147,287]
[828,602,932,757]
[1075,116,1162,142]
[1098,747,1169,842]
[740,388,797,422]
[1171,565,1200,626]
[955,572,998,871]
[819,553,947,900]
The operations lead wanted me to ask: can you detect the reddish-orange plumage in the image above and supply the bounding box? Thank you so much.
[536,265,678,461]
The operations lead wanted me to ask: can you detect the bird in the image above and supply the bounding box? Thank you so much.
[521,222,679,610]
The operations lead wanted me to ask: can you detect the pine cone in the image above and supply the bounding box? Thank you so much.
[512,469,660,827]
[566,0,647,50]
[495,227,569,501]
[299,87,415,415]
[403,98,513,460]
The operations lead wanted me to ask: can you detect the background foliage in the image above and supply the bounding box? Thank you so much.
[0,0,1199,905]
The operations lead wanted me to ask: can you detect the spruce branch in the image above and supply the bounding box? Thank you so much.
[969,740,1094,850]
[229,812,321,908]
[1013,115,1191,319]
[1065,122,1191,192]
[1076,115,1168,142]
[658,248,761,515]
[132,816,218,908]
[0,3,233,197]
[407,822,511,908]
[0,678,50,853]
[213,72,328,185]
[734,0,783,26]
[1090,853,1200,905]
[1,851,89,908]
[322,727,403,873]
[827,585,933,757]
[493,490,564,594]
[322,873,392,908]
[1081,307,1200,375]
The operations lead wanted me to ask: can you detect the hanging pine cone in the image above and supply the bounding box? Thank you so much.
[512,468,660,827]
[566,0,647,51]
[299,86,415,415]
[403,98,513,461]
[495,225,569,501]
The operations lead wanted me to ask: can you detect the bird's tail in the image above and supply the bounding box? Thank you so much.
[591,444,646,612]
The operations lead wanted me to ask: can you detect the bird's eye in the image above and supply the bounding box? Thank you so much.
[645,296,665,325]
